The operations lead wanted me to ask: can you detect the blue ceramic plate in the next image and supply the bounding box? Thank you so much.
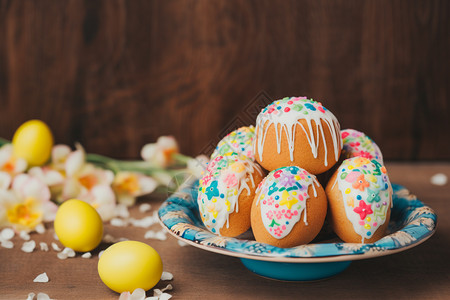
[158,178,437,281]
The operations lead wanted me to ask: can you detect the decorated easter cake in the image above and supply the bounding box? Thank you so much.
[251,166,327,248]
[210,126,255,160]
[325,157,392,243]
[341,129,383,163]
[197,153,264,237]
[254,97,342,174]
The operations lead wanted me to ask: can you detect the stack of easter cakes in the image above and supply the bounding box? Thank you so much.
[197,97,392,247]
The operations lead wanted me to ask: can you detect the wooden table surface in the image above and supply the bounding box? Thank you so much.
[1,162,449,300]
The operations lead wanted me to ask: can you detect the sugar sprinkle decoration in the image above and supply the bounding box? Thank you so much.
[33,272,49,283]
[22,240,36,253]
[81,252,92,258]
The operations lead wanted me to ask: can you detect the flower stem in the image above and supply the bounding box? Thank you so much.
[0,137,10,146]
[86,153,182,176]
[173,153,192,164]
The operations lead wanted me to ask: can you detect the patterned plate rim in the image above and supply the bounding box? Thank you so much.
[158,178,437,263]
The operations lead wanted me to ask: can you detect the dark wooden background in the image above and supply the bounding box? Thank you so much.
[0,0,448,161]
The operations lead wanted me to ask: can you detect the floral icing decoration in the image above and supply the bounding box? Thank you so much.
[211,126,255,160]
[197,153,262,235]
[333,157,392,242]
[341,129,383,163]
[255,166,320,239]
[255,97,342,167]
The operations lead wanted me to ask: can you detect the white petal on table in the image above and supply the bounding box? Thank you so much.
[161,284,173,292]
[161,272,173,281]
[111,218,128,227]
[21,240,36,253]
[51,242,61,251]
[177,240,188,247]
[139,203,152,213]
[35,224,46,234]
[1,228,14,240]
[19,230,31,241]
[130,288,146,300]
[40,242,49,252]
[114,203,130,219]
[36,293,51,300]
[430,173,448,186]
[144,230,167,241]
[26,292,36,300]
[1,240,14,249]
[33,272,49,283]
[158,293,172,300]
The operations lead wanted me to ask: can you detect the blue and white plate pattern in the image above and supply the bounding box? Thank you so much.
[158,178,437,262]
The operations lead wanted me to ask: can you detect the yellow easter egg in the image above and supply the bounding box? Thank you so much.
[54,199,103,252]
[12,119,54,167]
[98,241,163,293]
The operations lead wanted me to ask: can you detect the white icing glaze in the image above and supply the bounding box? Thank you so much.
[335,157,392,243]
[255,97,342,167]
[256,166,319,239]
[197,153,262,235]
